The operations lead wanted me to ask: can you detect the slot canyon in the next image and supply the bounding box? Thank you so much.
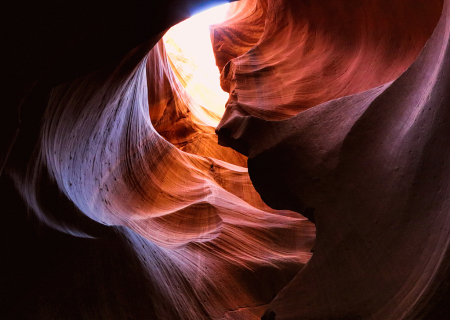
[3,0,450,319]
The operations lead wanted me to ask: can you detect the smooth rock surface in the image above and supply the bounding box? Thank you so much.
[3,0,450,319]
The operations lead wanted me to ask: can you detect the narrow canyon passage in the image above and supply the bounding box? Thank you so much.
[3,1,450,319]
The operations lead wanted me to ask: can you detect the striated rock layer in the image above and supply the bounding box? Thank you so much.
[4,2,314,318]
[216,0,450,319]
[3,0,450,319]
[213,0,443,120]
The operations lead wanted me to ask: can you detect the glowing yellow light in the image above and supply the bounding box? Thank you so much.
[163,3,231,127]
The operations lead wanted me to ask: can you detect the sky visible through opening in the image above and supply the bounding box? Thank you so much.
[163,3,231,125]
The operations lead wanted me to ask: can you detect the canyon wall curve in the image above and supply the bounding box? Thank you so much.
[2,0,450,319]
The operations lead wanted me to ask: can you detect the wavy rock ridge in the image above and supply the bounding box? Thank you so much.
[2,0,450,319]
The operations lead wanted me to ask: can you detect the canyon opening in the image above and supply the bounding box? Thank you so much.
[163,2,230,126]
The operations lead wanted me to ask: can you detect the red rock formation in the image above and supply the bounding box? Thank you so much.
[216,0,450,319]
[6,8,315,318]
[3,0,450,319]
[214,0,443,120]
[210,0,267,71]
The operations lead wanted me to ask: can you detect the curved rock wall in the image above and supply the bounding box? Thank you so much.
[210,0,268,71]
[7,13,314,319]
[3,0,450,319]
[216,0,450,319]
[215,0,443,120]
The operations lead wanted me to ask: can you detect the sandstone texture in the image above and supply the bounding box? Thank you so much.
[2,0,450,319]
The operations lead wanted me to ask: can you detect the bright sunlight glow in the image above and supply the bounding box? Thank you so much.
[163,3,231,127]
